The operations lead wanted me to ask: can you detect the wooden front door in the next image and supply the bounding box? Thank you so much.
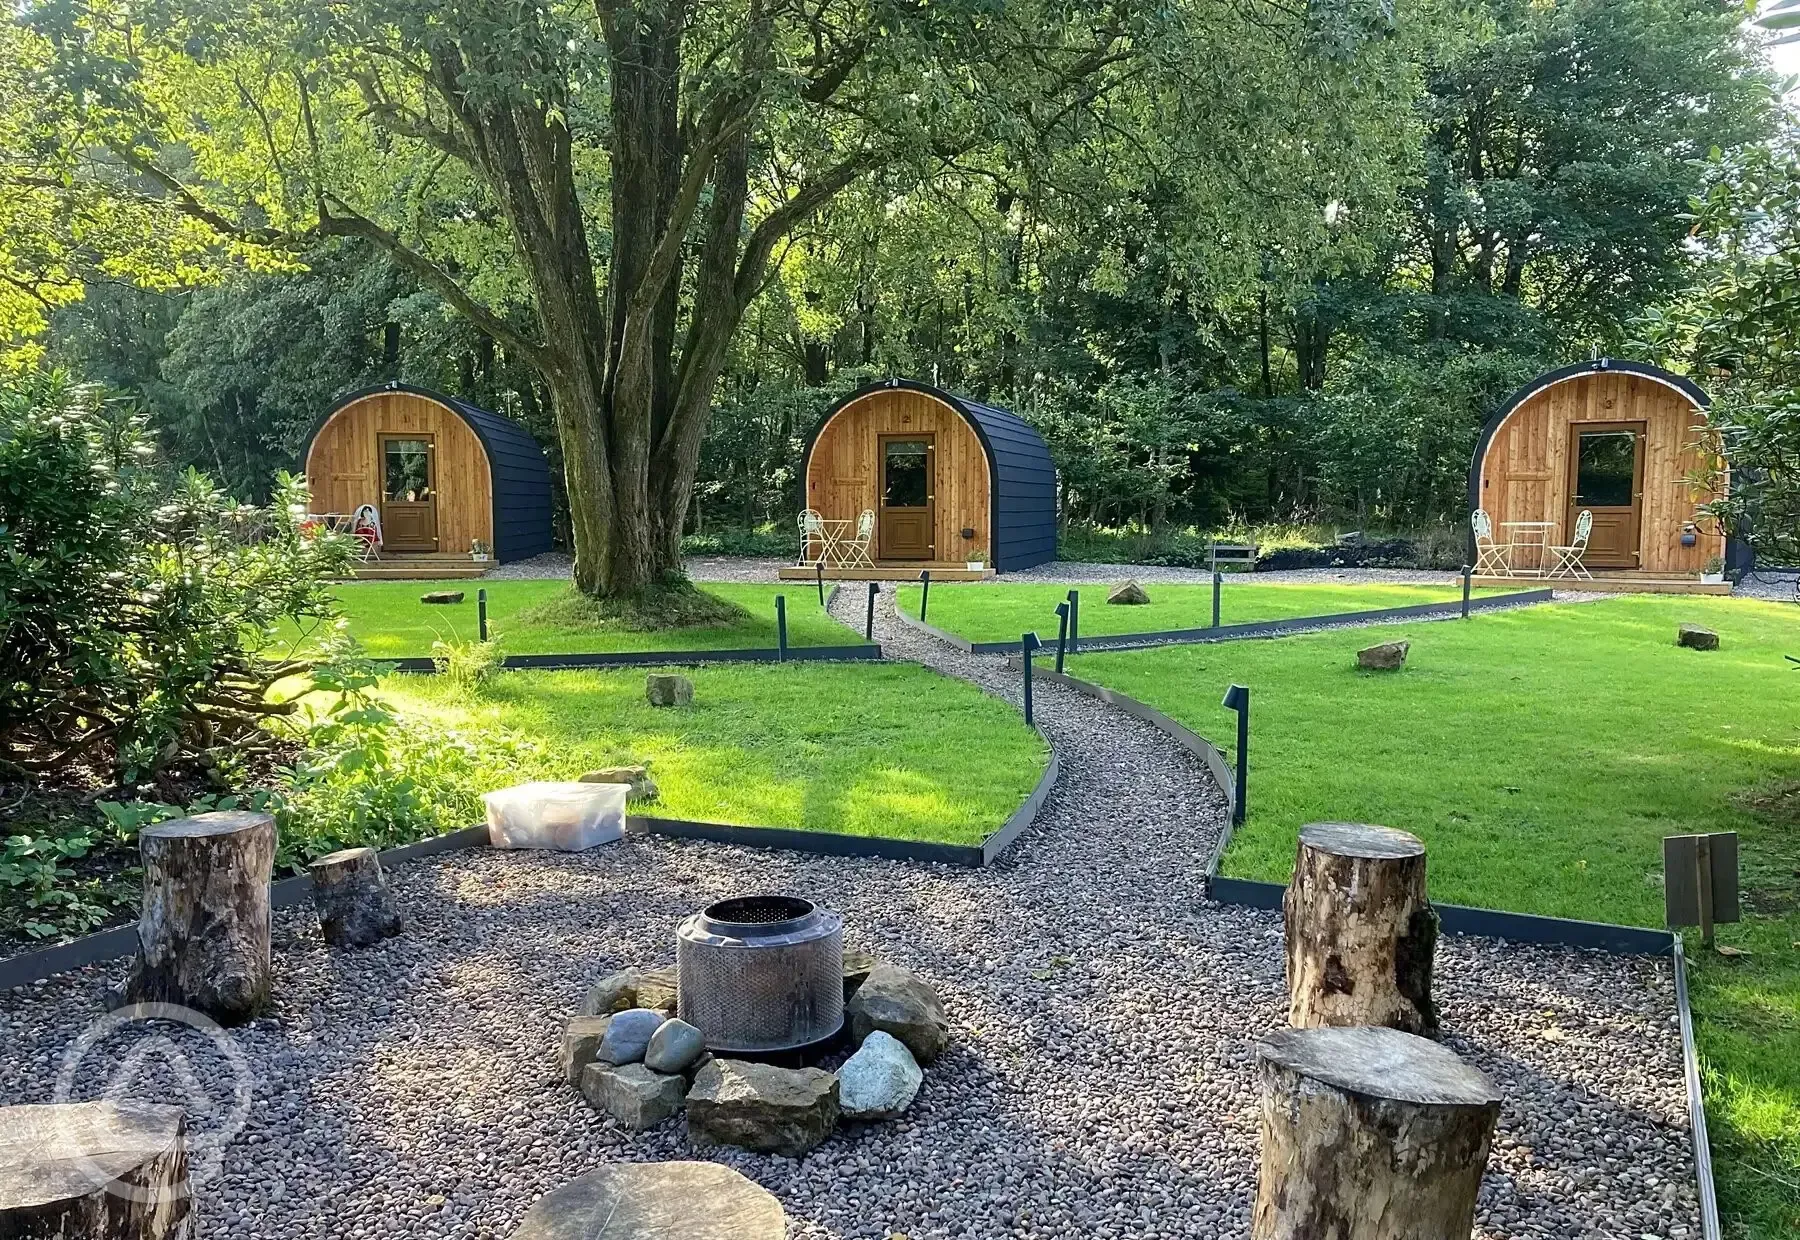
[878,435,935,560]
[1567,421,1644,569]
[380,434,438,551]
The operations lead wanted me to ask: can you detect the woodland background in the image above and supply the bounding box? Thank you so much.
[6,0,1797,558]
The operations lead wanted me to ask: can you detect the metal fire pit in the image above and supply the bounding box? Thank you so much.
[676,895,844,1054]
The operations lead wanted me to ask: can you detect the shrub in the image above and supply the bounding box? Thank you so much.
[0,371,355,784]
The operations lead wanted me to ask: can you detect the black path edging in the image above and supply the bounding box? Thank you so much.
[1207,876,1675,956]
[0,825,493,990]
[907,588,1555,655]
[386,644,882,673]
[1674,936,1724,1240]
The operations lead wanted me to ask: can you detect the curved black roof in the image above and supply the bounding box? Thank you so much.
[804,379,1057,571]
[302,382,554,563]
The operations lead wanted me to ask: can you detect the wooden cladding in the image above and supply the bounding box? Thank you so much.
[1477,371,1722,575]
[304,391,493,556]
[807,389,990,562]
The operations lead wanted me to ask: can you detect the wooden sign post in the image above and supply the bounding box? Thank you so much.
[1664,832,1739,948]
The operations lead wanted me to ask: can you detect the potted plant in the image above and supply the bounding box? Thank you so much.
[471,537,492,563]
[965,546,988,572]
[1700,554,1724,584]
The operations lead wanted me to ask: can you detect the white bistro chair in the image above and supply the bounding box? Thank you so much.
[836,510,876,569]
[1546,510,1594,581]
[797,508,829,565]
[1471,508,1511,576]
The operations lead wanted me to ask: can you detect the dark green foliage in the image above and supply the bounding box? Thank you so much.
[0,371,354,783]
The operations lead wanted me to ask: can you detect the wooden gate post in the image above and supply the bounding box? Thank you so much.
[1253,1026,1500,1240]
[1284,822,1438,1036]
[114,810,275,1025]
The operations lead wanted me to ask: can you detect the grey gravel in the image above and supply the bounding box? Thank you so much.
[0,586,1699,1240]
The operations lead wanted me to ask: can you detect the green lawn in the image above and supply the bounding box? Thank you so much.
[894,580,1510,644]
[1065,595,1800,1238]
[301,581,860,658]
[381,662,1049,845]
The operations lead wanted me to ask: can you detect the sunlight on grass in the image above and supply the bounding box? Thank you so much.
[895,580,1512,644]
[378,662,1047,845]
[1066,593,1800,1238]
[294,580,862,657]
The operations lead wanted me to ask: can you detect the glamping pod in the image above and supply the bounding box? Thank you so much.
[1469,359,1731,590]
[301,384,554,564]
[794,379,1057,577]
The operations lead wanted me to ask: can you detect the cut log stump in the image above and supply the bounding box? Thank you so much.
[308,847,403,949]
[0,1100,190,1238]
[113,810,275,1026]
[1253,1026,1500,1240]
[1284,822,1438,1036]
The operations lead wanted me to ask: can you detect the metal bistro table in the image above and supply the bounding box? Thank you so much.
[1500,521,1558,576]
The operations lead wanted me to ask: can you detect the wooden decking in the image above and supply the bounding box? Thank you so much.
[1472,573,1730,596]
[339,553,492,582]
[776,562,997,582]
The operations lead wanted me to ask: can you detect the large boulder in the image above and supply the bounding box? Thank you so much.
[508,1162,785,1240]
[644,1019,706,1075]
[582,967,678,1017]
[560,1014,612,1085]
[1356,640,1410,671]
[599,1008,666,1066]
[685,1060,839,1157]
[646,674,694,707]
[580,1062,687,1131]
[842,947,879,1001]
[838,1031,923,1121]
[847,965,949,1064]
[1678,624,1720,651]
[1106,580,1151,605]
[579,764,659,802]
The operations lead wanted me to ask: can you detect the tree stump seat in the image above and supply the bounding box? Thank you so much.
[113,810,275,1026]
[1284,821,1438,1036]
[1253,1025,1501,1240]
[0,1101,190,1238]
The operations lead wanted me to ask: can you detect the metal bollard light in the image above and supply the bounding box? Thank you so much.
[1462,565,1473,619]
[1021,632,1042,726]
[1212,571,1222,629]
[1054,602,1070,674]
[478,588,489,642]
[866,581,880,641]
[1222,683,1249,825]
[919,570,932,621]
[775,594,788,661]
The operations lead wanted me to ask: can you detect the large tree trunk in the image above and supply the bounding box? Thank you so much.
[1284,821,1438,1037]
[113,810,274,1026]
[1252,1026,1500,1240]
[0,1101,190,1238]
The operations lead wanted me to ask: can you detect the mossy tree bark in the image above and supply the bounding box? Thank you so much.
[1283,821,1439,1036]
[114,810,274,1026]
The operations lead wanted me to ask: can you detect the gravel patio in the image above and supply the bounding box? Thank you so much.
[0,589,1701,1240]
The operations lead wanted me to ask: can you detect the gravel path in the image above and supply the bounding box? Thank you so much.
[0,593,1699,1240]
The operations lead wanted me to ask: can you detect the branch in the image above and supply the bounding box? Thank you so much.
[733,148,890,302]
[104,143,286,246]
[316,195,546,370]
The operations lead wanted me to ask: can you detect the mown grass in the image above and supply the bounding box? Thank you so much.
[1065,595,1800,1239]
[296,581,860,658]
[894,580,1510,645]
[381,662,1049,845]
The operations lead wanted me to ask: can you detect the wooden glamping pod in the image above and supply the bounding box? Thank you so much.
[1469,359,1733,594]
[302,384,554,579]
[784,379,1057,580]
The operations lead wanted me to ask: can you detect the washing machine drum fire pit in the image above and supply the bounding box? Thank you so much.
[676,895,844,1054]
